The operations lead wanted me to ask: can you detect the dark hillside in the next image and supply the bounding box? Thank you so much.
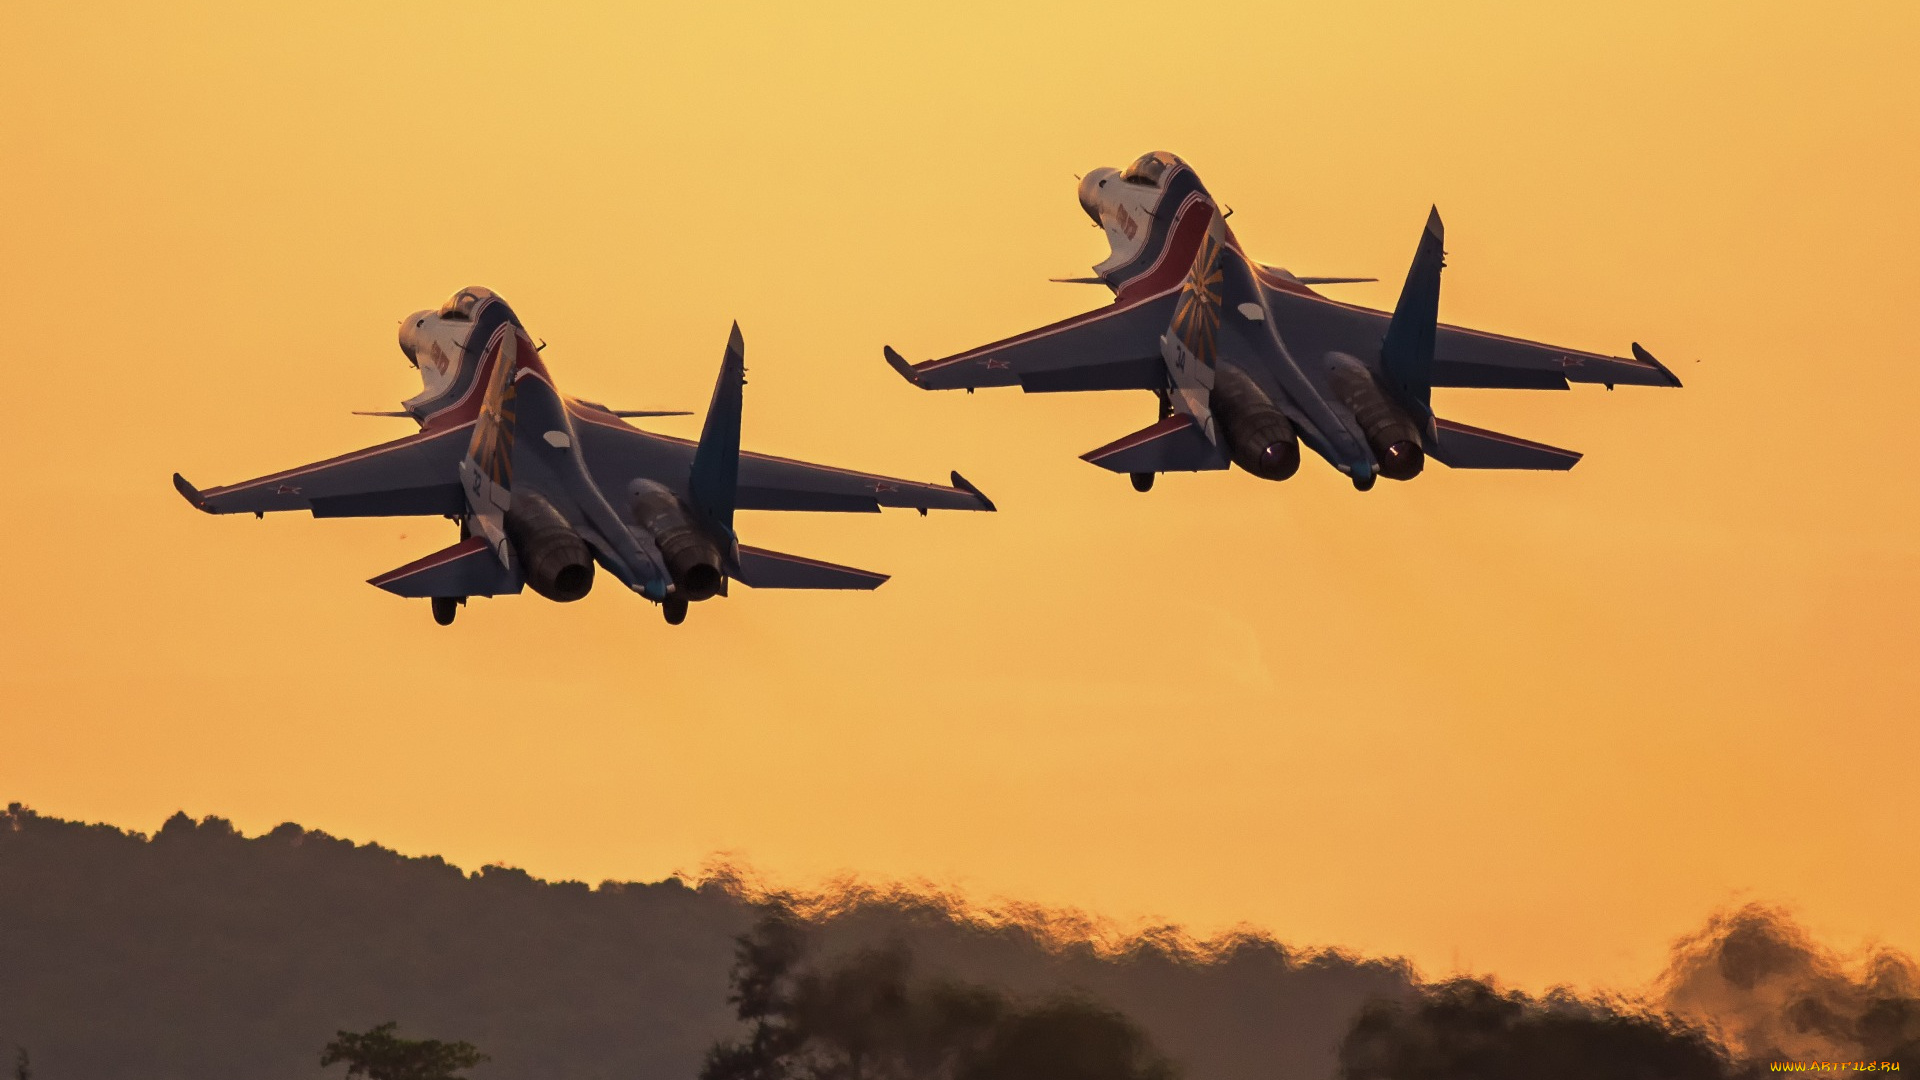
[0,805,1412,1080]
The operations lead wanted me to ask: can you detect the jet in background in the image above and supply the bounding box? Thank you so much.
[885,151,1680,493]
[175,287,994,625]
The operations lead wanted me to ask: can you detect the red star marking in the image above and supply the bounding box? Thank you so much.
[869,481,899,494]
[982,358,1012,370]
[1562,356,1585,367]
[273,483,302,495]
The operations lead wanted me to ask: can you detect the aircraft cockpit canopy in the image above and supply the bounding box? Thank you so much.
[437,287,493,321]
[1121,151,1182,187]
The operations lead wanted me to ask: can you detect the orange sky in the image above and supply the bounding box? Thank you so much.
[2,1,1916,993]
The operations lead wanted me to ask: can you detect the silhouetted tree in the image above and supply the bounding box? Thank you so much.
[1338,978,1742,1080]
[701,907,1177,1080]
[320,1022,487,1080]
[701,908,809,1079]
[961,999,1175,1080]
[1858,995,1920,1067]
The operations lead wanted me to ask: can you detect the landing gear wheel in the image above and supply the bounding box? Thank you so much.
[431,596,460,626]
[1351,473,1376,492]
[663,598,688,626]
[1130,471,1156,493]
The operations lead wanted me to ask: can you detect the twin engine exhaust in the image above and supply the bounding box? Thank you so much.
[501,484,730,605]
[1207,357,1426,484]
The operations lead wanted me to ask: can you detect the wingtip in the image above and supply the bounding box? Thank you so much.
[949,470,997,512]
[172,472,210,512]
[1630,342,1683,388]
[883,345,924,387]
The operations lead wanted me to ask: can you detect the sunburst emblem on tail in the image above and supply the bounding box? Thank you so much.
[1171,224,1226,369]
[468,335,519,488]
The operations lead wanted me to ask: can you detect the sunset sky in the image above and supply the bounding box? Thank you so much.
[3,2,1915,993]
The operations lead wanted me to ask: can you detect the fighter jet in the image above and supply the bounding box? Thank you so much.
[174,287,995,626]
[884,151,1680,492]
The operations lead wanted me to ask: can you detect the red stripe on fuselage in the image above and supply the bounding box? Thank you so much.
[419,324,555,434]
[1113,193,1216,306]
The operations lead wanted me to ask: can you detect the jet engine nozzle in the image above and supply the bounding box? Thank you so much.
[1377,440,1424,480]
[503,491,595,602]
[630,480,726,602]
[1326,353,1425,481]
[1210,365,1301,481]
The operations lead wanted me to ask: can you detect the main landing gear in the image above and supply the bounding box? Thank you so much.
[431,596,463,626]
[1130,471,1156,493]
[663,598,688,626]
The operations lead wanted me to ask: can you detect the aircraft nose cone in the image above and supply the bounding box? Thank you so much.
[397,310,432,366]
[1077,167,1119,224]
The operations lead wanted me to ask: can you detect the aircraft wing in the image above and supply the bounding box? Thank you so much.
[570,411,995,514]
[173,425,470,517]
[1262,290,1681,390]
[886,294,1178,393]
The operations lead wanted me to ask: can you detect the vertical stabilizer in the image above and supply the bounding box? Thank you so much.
[689,323,745,530]
[1381,206,1444,424]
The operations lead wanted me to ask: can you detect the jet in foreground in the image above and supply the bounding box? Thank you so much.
[175,287,994,625]
[885,151,1680,492]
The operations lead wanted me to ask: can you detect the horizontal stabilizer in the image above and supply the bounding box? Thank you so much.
[1081,414,1228,473]
[368,537,523,598]
[734,546,888,590]
[1430,419,1581,470]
